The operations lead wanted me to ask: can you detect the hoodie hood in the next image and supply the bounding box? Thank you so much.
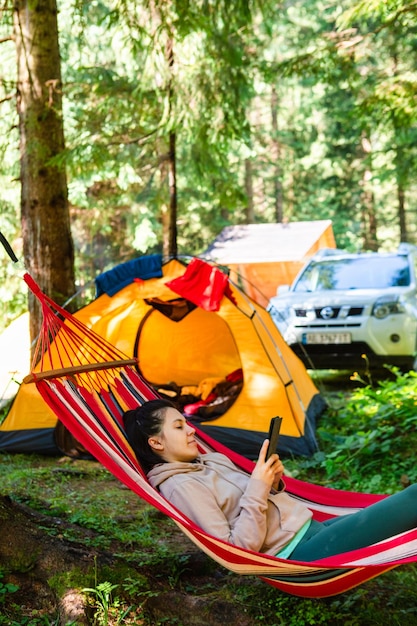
[147,453,239,490]
[148,459,203,489]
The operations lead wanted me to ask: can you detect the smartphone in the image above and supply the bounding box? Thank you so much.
[265,416,283,459]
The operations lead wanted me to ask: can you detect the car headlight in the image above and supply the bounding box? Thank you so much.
[372,295,405,319]
[293,308,316,320]
[269,304,291,323]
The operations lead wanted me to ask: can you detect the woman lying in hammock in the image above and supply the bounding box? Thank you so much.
[123,398,417,562]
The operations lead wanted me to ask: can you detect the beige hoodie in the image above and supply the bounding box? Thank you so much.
[147,452,312,555]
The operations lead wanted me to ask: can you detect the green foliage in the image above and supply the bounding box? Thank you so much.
[82,565,151,625]
[227,569,417,625]
[0,571,18,603]
[337,0,417,31]
[1,0,417,327]
[245,584,338,624]
[287,368,417,493]
[83,572,122,626]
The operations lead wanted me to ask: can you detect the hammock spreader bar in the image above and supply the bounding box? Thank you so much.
[23,359,138,384]
[23,272,417,598]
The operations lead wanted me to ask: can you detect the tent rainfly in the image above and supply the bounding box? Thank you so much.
[0,256,326,459]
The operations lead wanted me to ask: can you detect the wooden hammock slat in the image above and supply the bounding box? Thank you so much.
[23,358,138,384]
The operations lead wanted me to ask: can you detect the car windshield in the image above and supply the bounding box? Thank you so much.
[293,255,411,292]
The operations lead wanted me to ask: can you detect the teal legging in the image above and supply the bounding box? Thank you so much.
[290,484,417,562]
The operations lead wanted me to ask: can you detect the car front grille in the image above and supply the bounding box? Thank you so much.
[294,306,364,319]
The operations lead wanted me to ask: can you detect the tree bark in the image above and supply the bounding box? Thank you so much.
[360,135,378,251]
[168,130,178,257]
[397,182,408,243]
[13,0,75,349]
[271,87,283,223]
[166,35,178,258]
[390,45,408,244]
[244,159,255,223]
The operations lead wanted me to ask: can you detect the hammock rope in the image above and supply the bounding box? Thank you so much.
[23,272,417,598]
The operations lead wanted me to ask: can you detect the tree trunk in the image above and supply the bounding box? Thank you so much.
[393,134,408,243]
[397,182,408,243]
[14,0,75,349]
[168,131,178,258]
[361,180,378,252]
[244,159,255,223]
[391,46,408,244]
[360,135,378,251]
[271,87,283,223]
[166,35,177,258]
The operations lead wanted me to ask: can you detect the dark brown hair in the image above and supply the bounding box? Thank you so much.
[123,398,176,473]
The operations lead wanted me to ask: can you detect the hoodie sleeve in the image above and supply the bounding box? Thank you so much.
[166,475,271,552]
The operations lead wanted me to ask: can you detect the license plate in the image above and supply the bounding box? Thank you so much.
[302,332,351,345]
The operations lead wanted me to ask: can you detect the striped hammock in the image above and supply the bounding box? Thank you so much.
[23,273,417,598]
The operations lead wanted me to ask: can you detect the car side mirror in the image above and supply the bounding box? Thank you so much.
[277,285,290,296]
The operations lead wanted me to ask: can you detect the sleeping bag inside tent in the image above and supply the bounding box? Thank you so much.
[0,256,326,459]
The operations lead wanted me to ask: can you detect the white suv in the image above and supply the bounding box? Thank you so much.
[267,244,417,371]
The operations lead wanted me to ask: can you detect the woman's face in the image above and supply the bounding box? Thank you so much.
[151,407,199,463]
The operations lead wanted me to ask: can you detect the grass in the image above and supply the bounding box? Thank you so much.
[1,367,417,624]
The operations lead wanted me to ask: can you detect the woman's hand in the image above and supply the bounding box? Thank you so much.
[252,439,284,490]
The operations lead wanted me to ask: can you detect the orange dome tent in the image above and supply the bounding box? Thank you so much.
[0,256,325,458]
